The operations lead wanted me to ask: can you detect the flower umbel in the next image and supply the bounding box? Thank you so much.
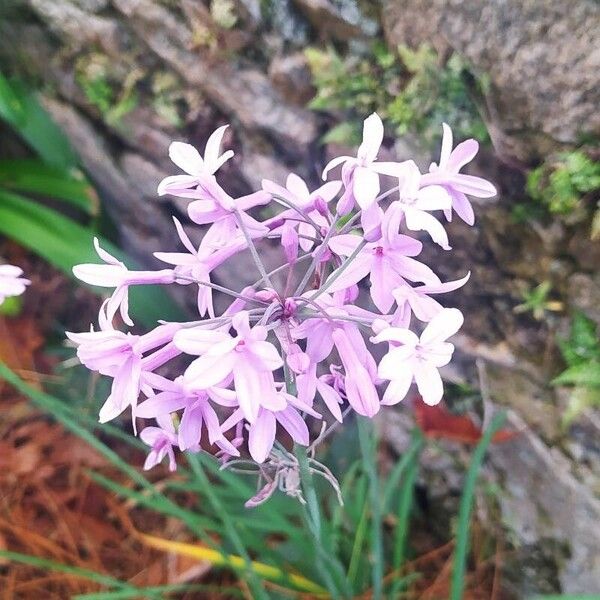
[71,114,493,496]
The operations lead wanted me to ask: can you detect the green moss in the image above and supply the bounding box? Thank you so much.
[526,151,600,215]
[305,42,489,147]
[513,281,562,321]
[75,53,138,127]
[553,312,600,426]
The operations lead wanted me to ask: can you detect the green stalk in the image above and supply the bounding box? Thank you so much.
[450,411,507,600]
[357,416,383,600]
[347,499,369,588]
[186,453,269,600]
[309,239,367,300]
[389,430,423,598]
[0,550,146,596]
[74,583,243,600]
[285,363,349,598]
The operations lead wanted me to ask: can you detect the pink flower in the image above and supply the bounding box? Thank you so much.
[262,174,341,251]
[67,322,181,424]
[314,366,345,422]
[392,272,470,327]
[327,208,441,313]
[221,390,319,463]
[183,176,271,252]
[322,113,402,213]
[157,125,234,197]
[0,264,30,303]
[154,218,246,317]
[73,239,175,326]
[331,328,380,417]
[88,334,142,423]
[140,415,179,471]
[422,123,496,225]
[136,375,239,455]
[174,311,284,423]
[69,113,490,482]
[394,161,452,250]
[372,307,464,406]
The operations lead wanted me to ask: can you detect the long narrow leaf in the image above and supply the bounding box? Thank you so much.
[389,430,423,598]
[382,430,424,514]
[358,416,383,599]
[0,72,77,170]
[74,583,244,600]
[0,550,140,594]
[450,411,507,600]
[0,189,183,326]
[139,533,328,596]
[0,159,98,215]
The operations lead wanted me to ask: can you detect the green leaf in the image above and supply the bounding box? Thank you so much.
[0,189,183,326]
[557,312,600,367]
[74,583,243,600]
[562,385,600,427]
[552,361,600,388]
[0,159,98,215]
[451,411,507,600]
[0,72,77,170]
[0,550,140,594]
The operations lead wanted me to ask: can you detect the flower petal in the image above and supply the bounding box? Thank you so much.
[382,374,412,405]
[414,361,444,406]
[448,139,478,172]
[169,142,204,175]
[353,166,380,209]
[248,410,277,463]
[420,308,464,346]
[276,407,310,445]
[358,113,384,163]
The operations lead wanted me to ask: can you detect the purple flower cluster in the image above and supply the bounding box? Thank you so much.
[69,114,495,470]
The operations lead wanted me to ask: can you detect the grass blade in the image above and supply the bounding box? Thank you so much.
[0,550,140,594]
[450,411,507,600]
[357,416,383,600]
[346,496,369,589]
[139,532,328,596]
[389,430,423,598]
[0,159,98,215]
[382,429,424,514]
[74,583,244,599]
[0,189,183,326]
[185,453,270,600]
[0,72,77,170]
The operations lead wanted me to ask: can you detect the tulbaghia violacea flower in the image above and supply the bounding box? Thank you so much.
[394,161,452,249]
[372,308,464,406]
[157,125,234,197]
[423,123,497,224]
[73,238,175,326]
[71,116,493,486]
[0,264,30,304]
[141,415,179,472]
[327,209,441,313]
[262,174,341,251]
[174,311,285,423]
[322,113,404,213]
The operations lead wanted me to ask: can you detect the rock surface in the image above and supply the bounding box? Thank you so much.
[382,0,600,163]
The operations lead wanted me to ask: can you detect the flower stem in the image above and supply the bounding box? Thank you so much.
[294,215,339,296]
[186,453,270,600]
[309,239,367,301]
[357,416,384,600]
[234,208,275,290]
[284,368,349,598]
